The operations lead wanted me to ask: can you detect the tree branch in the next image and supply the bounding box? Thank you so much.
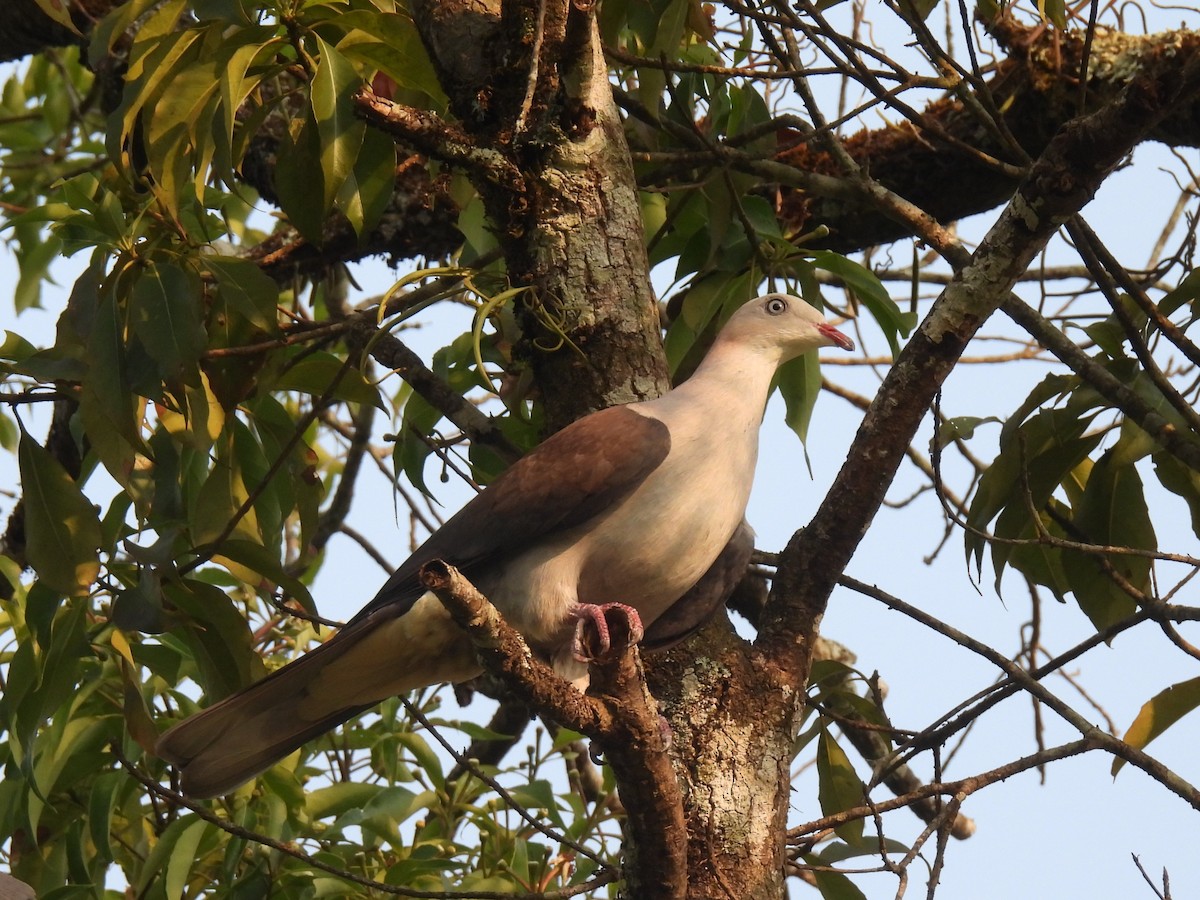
[1000,296,1200,473]
[761,32,1200,678]
[354,86,526,190]
[419,560,688,900]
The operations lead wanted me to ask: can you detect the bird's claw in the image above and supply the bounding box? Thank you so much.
[572,602,644,663]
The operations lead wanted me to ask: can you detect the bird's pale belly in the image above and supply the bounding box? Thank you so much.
[487,461,750,651]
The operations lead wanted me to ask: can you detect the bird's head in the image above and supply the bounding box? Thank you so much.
[720,293,855,362]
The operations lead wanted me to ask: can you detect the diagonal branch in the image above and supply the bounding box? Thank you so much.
[1000,296,1200,473]
[759,33,1200,680]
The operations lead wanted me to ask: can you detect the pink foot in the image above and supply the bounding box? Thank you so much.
[572,602,645,663]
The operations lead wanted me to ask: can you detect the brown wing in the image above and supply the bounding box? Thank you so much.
[351,406,671,623]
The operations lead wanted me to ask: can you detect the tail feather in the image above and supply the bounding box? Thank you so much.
[156,595,481,798]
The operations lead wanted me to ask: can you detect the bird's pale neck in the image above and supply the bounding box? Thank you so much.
[652,337,784,422]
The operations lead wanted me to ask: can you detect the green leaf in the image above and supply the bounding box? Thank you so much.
[778,350,821,446]
[130,261,207,390]
[987,423,1101,589]
[395,731,444,788]
[394,389,442,497]
[135,814,205,896]
[359,785,424,826]
[311,37,365,216]
[82,290,136,429]
[112,568,171,633]
[336,119,396,237]
[272,350,384,408]
[87,772,122,865]
[934,415,1001,448]
[1113,676,1200,776]
[166,819,211,898]
[818,836,911,862]
[158,369,226,453]
[1158,266,1200,316]
[816,729,865,843]
[331,12,448,106]
[13,599,89,781]
[307,782,388,820]
[805,861,868,900]
[1038,0,1067,28]
[810,251,915,356]
[13,231,64,312]
[1152,451,1200,539]
[205,256,280,333]
[164,578,265,699]
[190,448,262,547]
[0,330,38,362]
[508,779,565,829]
[207,538,316,614]
[18,433,102,597]
[1061,453,1151,632]
[901,0,940,21]
[965,397,1101,579]
[31,0,80,34]
[273,110,326,243]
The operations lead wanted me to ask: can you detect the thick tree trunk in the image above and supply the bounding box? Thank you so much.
[411,5,790,897]
[411,0,669,429]
[647,617,797,899]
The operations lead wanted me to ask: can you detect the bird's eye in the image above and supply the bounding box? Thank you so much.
[765,296,788,315]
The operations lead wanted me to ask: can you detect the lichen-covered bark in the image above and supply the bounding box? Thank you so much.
[646,618,797,899]
[411,0,669,429]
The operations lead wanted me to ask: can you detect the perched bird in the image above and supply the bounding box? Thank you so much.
[156,293,854,797]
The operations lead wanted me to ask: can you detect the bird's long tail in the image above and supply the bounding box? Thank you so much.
[156,594,480,798]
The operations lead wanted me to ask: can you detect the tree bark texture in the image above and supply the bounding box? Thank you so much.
[409,0,670,432]
[646,617,798,900]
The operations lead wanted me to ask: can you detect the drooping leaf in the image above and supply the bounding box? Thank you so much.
[208,538,316,615]
[18,433,101,598]
[112,568,171,633]
[336,119,397,237]
[79,292,143,487]
[204,256,280,334]
[32,0,80,33]
[133,814,208,897]
[1061,453,1152,632]
[393,388,443,498]
[1152,451,1200,539]
[810,250,915,356]
[164,578,265,699]
[157,368,226,453]
[816,729,865,843]
[273,110,326,243]
[311,37,365,216]
[778,349,821,446]
[329,12,448,106]
[1113,676,1200,776]
[965,391,1102,580]
[189,437,262,547]
[129,261,207,391]
[805,859,869,900]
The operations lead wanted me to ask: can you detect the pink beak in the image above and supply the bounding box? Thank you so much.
[819,322,855,351]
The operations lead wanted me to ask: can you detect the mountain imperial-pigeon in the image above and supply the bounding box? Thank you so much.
[156,292,854,797]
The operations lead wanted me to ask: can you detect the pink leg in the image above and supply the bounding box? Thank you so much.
[572,602,645,663]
